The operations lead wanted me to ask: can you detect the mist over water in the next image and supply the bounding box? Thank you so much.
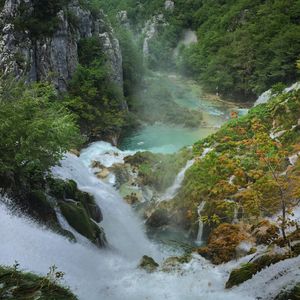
[120,72,240,153]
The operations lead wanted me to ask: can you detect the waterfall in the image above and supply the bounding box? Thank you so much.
[0,144,296,300]
[52,153,158,260]
[195,201,206,246]
[161,159,195,201]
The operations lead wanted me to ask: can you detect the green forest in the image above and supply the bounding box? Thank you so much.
[97,0,300,100]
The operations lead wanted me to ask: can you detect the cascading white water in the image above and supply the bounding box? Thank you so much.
[195,201,206,246]
[161,159,195,201]
[0,144,297,300]
[52,153,158,260]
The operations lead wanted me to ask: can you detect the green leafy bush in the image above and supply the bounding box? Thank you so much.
[0,78,81,187]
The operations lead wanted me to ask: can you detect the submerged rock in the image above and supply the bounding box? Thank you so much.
[161,254,192,272]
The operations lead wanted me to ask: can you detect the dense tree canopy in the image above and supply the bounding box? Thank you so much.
[0,79,81,186]
[97,0,300,101]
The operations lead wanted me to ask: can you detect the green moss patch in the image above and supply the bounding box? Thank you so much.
[0,266,77,300]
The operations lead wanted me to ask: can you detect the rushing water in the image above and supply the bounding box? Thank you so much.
[0,150,298,299]
[161,159,195,201]
[120,73,240,153]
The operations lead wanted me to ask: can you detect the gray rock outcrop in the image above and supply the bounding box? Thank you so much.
[0,0,124,94]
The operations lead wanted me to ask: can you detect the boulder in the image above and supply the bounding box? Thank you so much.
[139,256,159,273]
[59,201,106,247]
[226,253,290,288]
[96,168,110,179]
[91,160,106,170]
[70,149,80,157]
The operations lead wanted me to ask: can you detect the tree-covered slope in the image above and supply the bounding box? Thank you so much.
[147,87,300,240]
[97,0,300,101]
[181,0,300,100]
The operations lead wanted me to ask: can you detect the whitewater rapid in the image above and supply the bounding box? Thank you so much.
[0,142,298,300]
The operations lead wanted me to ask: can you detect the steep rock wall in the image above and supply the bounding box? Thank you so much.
[0,0,124,95]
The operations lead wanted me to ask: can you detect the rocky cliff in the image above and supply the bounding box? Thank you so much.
[0,0,123,93]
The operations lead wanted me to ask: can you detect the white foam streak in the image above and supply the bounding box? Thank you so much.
[195,201,206,245]
[161,160,194,201]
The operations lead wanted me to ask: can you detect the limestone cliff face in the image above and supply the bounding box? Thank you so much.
[0,0,124,94]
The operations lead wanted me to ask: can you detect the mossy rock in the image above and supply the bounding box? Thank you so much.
[48,177,102,223]
[59,201,106,247]
[226,254,289,288]
[274,283,300,300]
[75,191,102,223]
[292,243,300,256]
[48,178,78,200]
[162,254,192,272]
[139,256,159,273]
[28,190,57,222]
[0,266,77,300]
[226,262,257,288]
[51,223,77,243]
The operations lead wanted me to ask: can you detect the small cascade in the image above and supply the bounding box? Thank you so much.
[161,159,195,201]
[195,201,206,246]
[232,205,238,224]
[201,147,213,158]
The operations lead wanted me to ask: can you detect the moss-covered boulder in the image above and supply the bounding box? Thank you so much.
[59,201,106,248]
[49,178,103,223]
[0,266,77,300]
[226,253,291,288]
[28,190,57,223]
[139,256,159,273]
[196,223,252,264]
[47,177,106,247]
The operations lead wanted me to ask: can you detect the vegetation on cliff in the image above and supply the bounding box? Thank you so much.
[0,78,81,191]
[148,88,300,245]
